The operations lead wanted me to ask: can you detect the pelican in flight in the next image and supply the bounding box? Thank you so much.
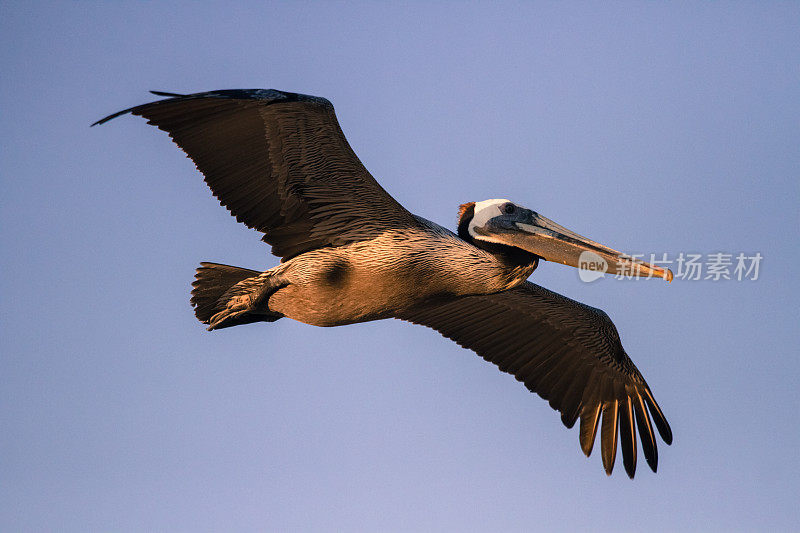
[95,89,673,478]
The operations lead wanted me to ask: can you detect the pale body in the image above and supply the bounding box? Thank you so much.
[264,218,536,327]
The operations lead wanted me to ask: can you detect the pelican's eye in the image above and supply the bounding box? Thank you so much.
[503,203,516,215]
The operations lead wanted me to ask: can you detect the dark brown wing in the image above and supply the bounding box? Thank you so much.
[395,281,672,478]
[93,89,422,259]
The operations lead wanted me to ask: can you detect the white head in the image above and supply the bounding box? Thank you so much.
[469,199,511,238]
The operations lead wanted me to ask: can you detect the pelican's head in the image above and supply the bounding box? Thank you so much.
[457,199,673,281]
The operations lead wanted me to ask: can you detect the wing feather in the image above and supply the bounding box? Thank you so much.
[94,89,422,259]
[619,392,637,478]
[601,397,619,475]
[396,281,671,477]
[634,391,658,472]
[579,401,602,457]
[643,387,673,444]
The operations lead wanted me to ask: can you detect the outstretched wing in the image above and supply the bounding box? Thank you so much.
[396,281,672,478]
[94,89,422,260]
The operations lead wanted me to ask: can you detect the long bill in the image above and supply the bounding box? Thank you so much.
[476,211,673,281]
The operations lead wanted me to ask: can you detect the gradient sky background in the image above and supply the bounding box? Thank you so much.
[2,2,798,531]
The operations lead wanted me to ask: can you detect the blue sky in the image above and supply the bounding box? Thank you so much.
[2,2,798,531]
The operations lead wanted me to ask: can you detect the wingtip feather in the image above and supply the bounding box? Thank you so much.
[643,388,673,445]
[600,398,619,475]
[619,395,637,479]
[579,403,601,457]
[633,391,658,472]
[150,90,187,97]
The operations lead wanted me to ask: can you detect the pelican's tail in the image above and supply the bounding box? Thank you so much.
[190,262,284,330]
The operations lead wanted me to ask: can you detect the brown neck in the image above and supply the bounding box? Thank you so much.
[457,201,540,286]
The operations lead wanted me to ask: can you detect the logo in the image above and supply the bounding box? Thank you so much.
[578,250,607,282]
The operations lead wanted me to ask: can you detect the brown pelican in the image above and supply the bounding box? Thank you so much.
[94,89,674,478]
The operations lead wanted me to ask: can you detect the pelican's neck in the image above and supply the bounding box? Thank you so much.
[493,249,540,290]
[460,234,540,291]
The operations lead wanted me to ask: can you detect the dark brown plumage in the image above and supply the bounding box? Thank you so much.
[94,89,422,260]
[397,281,672,477]
[95,88,673,478]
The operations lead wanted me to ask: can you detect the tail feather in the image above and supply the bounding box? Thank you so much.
[191,262,267,326]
